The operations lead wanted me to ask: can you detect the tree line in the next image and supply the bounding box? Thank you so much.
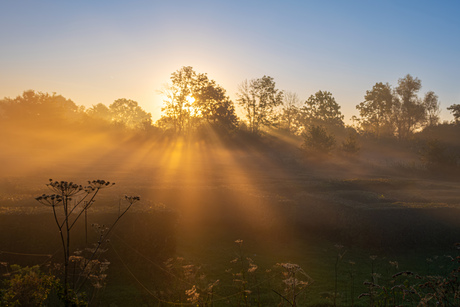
[1,66,459,139]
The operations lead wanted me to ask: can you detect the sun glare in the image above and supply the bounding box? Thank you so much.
[186,96,195,103]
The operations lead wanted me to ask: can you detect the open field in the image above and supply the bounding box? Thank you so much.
[1,129,459,305]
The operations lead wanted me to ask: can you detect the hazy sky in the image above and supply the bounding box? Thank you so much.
[1,0,459,123]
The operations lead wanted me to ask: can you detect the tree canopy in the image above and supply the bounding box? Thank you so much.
[356,82,394,137]
[447,104,460,124]
[109,98,152,129]
[301,90,344,128]
[355,74,440,138]
[159,66,238,134]
[0,90,80,123]
[237,75,283,134]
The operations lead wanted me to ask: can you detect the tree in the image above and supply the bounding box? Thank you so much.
[394,74,425,138]
[0,90,80,123]
[301,91,344,128]
[341,131,360,155]
[160,66,201,133]
[86,103,112,122]
[194,79,238,130]
[237,75,283,134]
[447,104,460,124]
[423,91,440,126]
[301,125,336,154]
[160,66,238,133]
[280,91,301,133]
[109,98,152,129]
[356,82,394,137]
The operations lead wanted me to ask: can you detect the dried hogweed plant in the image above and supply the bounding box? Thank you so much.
[35,179,139,306]
[273,262,313,307]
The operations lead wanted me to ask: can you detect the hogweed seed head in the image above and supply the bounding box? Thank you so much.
[35,194,63,206]
[124,195,140,204]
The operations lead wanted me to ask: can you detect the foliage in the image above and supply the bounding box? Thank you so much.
[419,139,458,172]
[160,66,238,134]
[0,90,81,124]
[0,265,57,306]
[393,74,426,138]
[341,131,360,155]
[301,90,344,128]
[423,91,440,127]
[447,104,460,124]
[108,98,152,129]
[301,125,336,154]
[279,91,302,133]
[355,75,440,139]
[237,75,283,134]
[85,103,111,122]
[356,82,394,137]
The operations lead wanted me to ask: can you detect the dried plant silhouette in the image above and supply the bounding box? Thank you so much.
[34,179,139,306]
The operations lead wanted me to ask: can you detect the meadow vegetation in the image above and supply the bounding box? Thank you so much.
[0,68,459,305]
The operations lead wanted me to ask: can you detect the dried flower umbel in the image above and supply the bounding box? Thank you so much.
[35,179,136,306]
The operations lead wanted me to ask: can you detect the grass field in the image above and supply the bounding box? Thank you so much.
[0,134,459,306]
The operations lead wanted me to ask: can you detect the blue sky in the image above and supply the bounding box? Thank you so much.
[1,0,459,122]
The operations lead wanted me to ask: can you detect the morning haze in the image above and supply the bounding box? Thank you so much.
[0,1,459,306]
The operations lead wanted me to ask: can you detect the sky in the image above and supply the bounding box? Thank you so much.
[1,0,459,123]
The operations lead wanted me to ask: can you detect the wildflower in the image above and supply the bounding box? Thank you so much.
[185,285,200,303]
[277,263,301,273]
[234,239,243,246]
[370,255,377,261]
[248,263,258,273]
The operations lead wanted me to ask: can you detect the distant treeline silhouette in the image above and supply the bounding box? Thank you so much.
[1,68,459,141]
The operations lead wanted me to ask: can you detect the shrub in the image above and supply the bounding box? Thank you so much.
[341,132,360,155]
[1,265,57,306]
[301,125,336,154]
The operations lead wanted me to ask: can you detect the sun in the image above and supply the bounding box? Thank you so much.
[186,96,195,103]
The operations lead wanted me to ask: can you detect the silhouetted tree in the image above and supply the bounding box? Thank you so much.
[394,74,425,138]
[237,75,283,133]
[109,98,152,129]
[301,91,344,129]
[194,79,238,130]
[341,131,360,155]
[356,82,394,137]
[86,103,112,122]
[160,66,238,134]
[0,90,80,123]
[301,125,336,154]
[447,104,460,124]
[280,91,302,133]
[423,91,440,127]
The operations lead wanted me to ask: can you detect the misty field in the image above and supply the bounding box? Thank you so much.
[1,123,459,306]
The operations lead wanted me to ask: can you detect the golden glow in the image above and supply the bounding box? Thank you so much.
[1,119,304,255]
[186,96,195,104]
